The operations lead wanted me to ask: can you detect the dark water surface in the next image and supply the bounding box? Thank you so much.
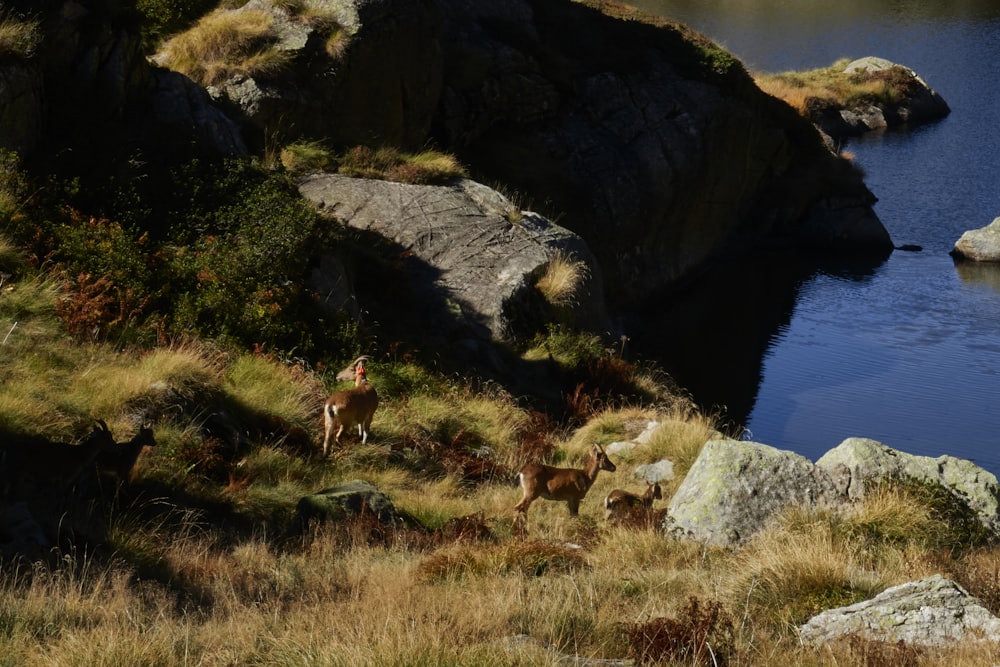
[630,1,1000,473]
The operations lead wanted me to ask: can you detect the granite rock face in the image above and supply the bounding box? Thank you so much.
[298,174,610,355]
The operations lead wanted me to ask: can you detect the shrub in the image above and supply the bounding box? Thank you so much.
[135,0,220,50]
[164,165,345,354]
[622,597,735,666]
[0,150,35,237]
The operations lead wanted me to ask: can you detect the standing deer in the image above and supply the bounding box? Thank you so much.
[0,420,118,500]
[322,356,379,456]
[604,481,662,524]
[96,423,157,484]
[513,444,616,532]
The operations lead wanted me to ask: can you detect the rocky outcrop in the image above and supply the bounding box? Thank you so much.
[0,63,43,155]
[663,439,843,546]
[816,437,1000,536]
[811,57,950,140]
[951,217,1000,262]
[0,0,245,175]
[663,437,1000,547]
[799,575,1000,647]
[298,174,610,352]
[191,0,444,151]
[432,0,893,304]
[153,0,892,309]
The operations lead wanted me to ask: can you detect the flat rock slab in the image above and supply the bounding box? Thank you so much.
[799,574,1000,647]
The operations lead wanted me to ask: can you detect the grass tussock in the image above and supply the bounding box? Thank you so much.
[336,145,468,185]
[754,58,920,117]
[157,8,291,87]
[279,140,335,175]
[0,11,40,61]
[535,251,589,307]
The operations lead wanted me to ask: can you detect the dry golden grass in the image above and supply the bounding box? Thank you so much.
[535,251,589,307]
[157,8,291,87]
[226,353,326,427]
[754,58,913,116]
[279,140,335,175]
[0,12,40,60]
[6,256,1000,666]
[336,145,468,184]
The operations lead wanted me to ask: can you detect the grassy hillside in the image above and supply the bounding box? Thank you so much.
[0,4,995,663]
[5,192,1000,664]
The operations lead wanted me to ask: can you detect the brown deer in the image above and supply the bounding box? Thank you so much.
[604,481,662,524]
[322,356,379,456]
[96,423,157,484]
[513,444,616,532]
[0,420,118,499]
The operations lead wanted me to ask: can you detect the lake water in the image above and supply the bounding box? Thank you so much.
[630,0,1000,474]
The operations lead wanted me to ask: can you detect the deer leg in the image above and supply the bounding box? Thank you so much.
[322,412,334,456]
[567,498,580,516]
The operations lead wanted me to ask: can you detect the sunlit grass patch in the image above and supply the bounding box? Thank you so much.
[535,251,588,307]
[336,145,467,185]
[279,140,335,175]
[754,58,921,117]
[726,507,885,628]
[0,11,40,61]
[157,8,292,87]
[226,353,325,427]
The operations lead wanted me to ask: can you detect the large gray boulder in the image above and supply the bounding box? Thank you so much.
[951,217,1000,262]
[816,437,1000,536]
[663,436,1000,548]
[799,575,1000,647]
[298,174,610,348]
[663,439,844,546]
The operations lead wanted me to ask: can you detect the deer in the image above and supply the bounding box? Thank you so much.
[0,420,119,500]
[95,423,157,485]
[322,356,379,456]
[513,443,616,532]
[604,481,663,524]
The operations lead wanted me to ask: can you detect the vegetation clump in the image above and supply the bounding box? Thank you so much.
[754,58,923,117]
[0,10,40,62]
[156,8,291,87]
[335,145,468,185]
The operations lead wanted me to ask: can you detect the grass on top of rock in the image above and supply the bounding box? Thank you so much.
[278,142,468,184]
[0,10,40,62]
[534,250,589,308]
[754,58,923,116]
[335,145,468,185]
[157,8,292,87]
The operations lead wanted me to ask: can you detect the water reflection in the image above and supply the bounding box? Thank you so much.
[954,260,1000,294]
[634,250,887,428]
